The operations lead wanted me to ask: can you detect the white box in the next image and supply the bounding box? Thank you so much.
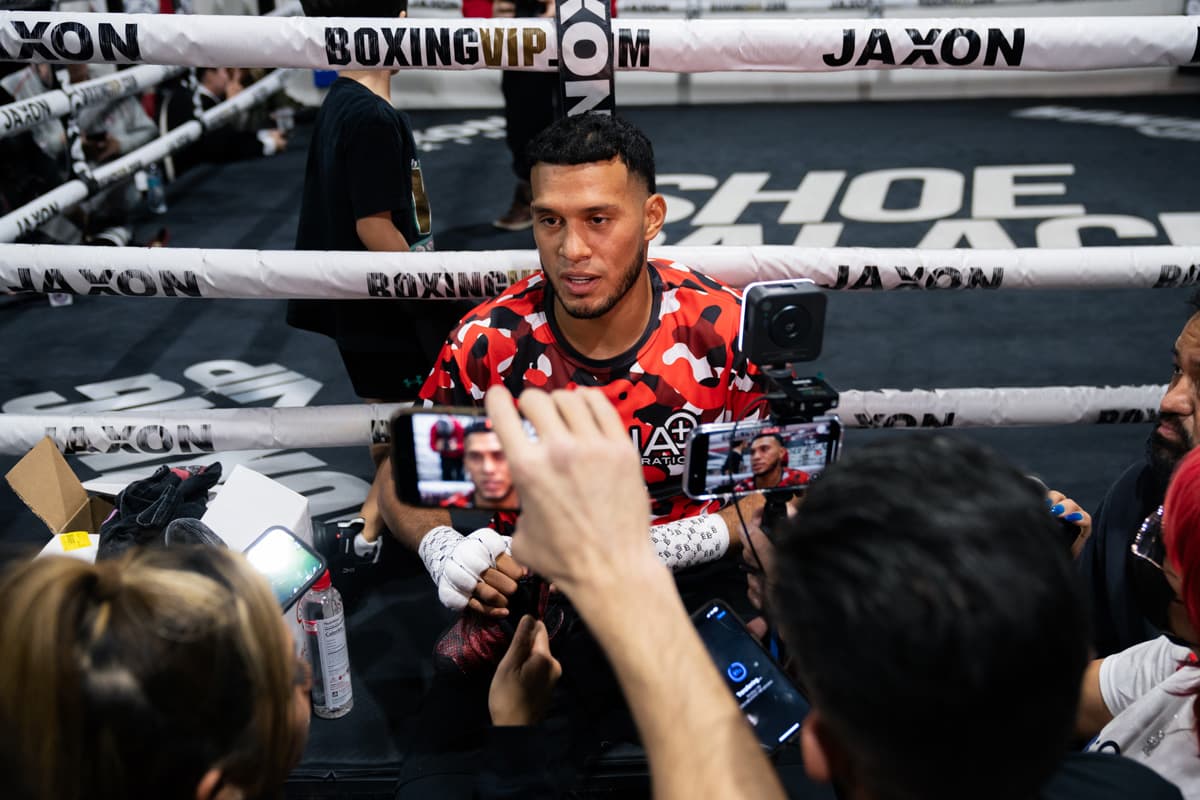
[201,465,316,651]
[201,465,313,550]
[38,531,100,563]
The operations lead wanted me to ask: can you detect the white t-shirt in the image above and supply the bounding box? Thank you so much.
[1089,636,1200,797]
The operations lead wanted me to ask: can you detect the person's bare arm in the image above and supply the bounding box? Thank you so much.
[580,563,783,799]
[356,211,411,252]
[716,492,764,551]
[1076,658,1113,738]
[488,386,786,800]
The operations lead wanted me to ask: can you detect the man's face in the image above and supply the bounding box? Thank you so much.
[463,431,515,507]
[749,436,786,481]
[530,157,663,321]
[1153,314,1200,476]
[204,67,230,97]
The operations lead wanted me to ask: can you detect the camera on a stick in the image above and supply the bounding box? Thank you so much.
[682,280,841,516]
[739,280,838,424]
[733,280,840,536]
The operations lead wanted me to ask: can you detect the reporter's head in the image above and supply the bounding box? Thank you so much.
[769,433,1088,800]
[0,547,307,800]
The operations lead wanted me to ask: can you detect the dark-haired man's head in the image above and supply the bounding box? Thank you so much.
[300,0,407,17]
[769,434,1089,800]
[525,114,666,326]
[196,67,236,99]
[748,433,787,480]
[527,113,656,194]
[463,423,516,508]
[1149,296,1200,490]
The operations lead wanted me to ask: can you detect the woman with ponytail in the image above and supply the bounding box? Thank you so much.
[0,546,311,800]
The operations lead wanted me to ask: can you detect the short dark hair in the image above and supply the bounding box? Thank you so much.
[463,420,494,441]
[751,432,786,448]
[300,0,407,17]
[526,113,656,193]
[769,434,1088,800]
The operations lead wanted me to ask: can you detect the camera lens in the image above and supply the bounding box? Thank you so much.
[769,304,811,346]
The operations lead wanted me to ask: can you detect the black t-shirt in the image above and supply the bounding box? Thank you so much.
[294,77,429,253]
[1040,751,1182,800]
[287,78,470,391]
[1077,459,1165,657]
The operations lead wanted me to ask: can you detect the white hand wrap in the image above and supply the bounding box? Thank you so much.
[649,514,731,571]
[418,526,513,611]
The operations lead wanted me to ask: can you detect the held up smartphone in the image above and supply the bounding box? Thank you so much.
[682,416,842,499]
[242,526,327,611]
[391,407,523,512]
[692,600,809,753]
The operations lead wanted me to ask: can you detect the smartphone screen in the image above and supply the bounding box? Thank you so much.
[391,408,526,511]
[693,600,809,752]
[683,416,841,499]
[243,526,326,610]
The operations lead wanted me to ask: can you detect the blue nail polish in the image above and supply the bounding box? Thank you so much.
[1065,512,1084,522]
[1046,497,1054,508]
[1050,504,1065,516]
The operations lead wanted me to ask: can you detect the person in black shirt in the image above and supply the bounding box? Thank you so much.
[287,0,473,560]
[161,67,287,179]
[1062,294,1200,656]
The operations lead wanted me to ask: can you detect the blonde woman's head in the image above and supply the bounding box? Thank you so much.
[0,545,309,800]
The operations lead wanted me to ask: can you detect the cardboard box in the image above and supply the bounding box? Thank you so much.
[200,464,313,550]
[6,437,113,563]
[5,451,315,641]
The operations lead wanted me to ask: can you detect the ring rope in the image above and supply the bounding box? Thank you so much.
[0,64,185,143]
[0,12,1193,73]
[0,384,1163,456]
[0,1,300,143]
[410,0,1143,14]
[0,69,291,242]
[2,243,1197,293]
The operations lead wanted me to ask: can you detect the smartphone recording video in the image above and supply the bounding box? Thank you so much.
[243,526,326,611]
[683,417,841,499]
[693,600,809,753]
[391,409,523,511]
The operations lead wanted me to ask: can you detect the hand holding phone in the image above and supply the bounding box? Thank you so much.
[692,600,809,752]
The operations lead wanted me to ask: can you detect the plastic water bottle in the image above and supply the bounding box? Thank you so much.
[144,162,167,215]
[298,570,354,719]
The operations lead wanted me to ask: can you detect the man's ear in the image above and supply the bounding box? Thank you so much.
[800,712,833,784]
[643,193,667,242]
[400,9,407,16]
[195,769,244,800]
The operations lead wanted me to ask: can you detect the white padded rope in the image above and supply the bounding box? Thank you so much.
[0,1,299,142]
[0,12,1195,73]
[0,69,291,242]
[0,384,1165,456]
[2,243,1198,292]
